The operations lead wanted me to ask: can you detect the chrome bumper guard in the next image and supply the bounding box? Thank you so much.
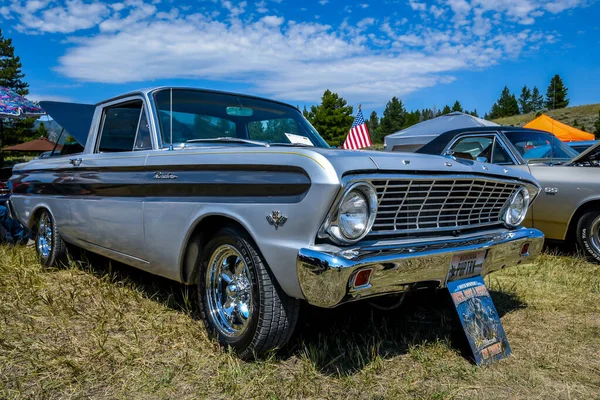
[297,227,544,308]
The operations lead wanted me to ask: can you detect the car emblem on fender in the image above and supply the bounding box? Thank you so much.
[266,211,287,229]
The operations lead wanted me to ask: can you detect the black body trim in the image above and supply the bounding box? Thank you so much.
[10,164,311,203]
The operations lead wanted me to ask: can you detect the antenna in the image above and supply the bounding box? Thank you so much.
[358,104,362,110]
[169,88,173,151]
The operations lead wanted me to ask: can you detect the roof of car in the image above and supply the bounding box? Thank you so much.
[416,126,552,156]
[96,87,298,111]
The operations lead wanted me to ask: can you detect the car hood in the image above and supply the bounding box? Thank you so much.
[567,140,600,165]
[308,148,537,184]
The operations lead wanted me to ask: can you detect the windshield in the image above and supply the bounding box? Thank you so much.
[505,131,577,162]
[153,89,329,148]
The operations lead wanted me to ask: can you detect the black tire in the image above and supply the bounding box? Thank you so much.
[35,209,67,267]
[197,226,300,359]
[576,210,600,262]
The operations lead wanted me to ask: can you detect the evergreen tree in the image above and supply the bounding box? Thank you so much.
[451,100,463,113]
[375,97,406,143]
[368,111,379,134]
[0,29,35,167]
[441,105,452,115]
[403,110,420,129]
[545,74,569,109]
[421,108,434,121]
[36,122,48,137]
[302,105,310,120]
[594,111,600,139]
[531,86,544,112]
[471,109,479,117]
[489,86,520,118]
[518,85,532,114]
[305,89,353,146]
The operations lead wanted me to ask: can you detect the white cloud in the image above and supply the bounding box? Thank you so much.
[255,0,268,13]
[319,0,328,5]
[28,94,74,102]
[358,3,369,8]
[9,0,110,33]
[0,0,589,106]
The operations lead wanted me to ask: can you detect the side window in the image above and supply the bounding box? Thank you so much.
[134,110,152,151]
[491,140,514,165]
[450,136,493,161]
[97,100,144,153]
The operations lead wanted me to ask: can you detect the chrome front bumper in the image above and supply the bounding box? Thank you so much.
[297,227,544,308]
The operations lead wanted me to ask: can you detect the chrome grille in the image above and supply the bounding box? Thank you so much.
[370,178,520,236]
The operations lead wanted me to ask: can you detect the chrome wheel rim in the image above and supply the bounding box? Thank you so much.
[589,215,600,255]
[37,213,53,259]
[206,244,253,338]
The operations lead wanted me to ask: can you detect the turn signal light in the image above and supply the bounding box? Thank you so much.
[353,269,372,288]
[521,243,530,256]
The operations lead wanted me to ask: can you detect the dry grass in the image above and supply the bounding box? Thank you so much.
[1,245,599,399]
[492,104,600,132]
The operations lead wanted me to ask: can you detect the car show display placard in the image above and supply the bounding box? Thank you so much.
[447,276,511,365]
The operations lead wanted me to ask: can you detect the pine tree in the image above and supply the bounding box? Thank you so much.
[489,86,520,118]
[36,122,48,137]
[471,109,479,117]
[368,111,379,135]
[403,110,420,129]
[305,90,354,147]
[531,86,544,112]
[375,97,406,143]
[0,29,36,167]
[442,105,452,115]
[545,74,569,110]
[593,111,600,139]
[451,100,463,112]
[518,85,532,114]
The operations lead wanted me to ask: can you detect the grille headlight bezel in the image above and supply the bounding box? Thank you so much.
[503,186,530,227]
[322,182,378,244]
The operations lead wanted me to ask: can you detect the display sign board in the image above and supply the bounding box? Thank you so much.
[447,276,511,365]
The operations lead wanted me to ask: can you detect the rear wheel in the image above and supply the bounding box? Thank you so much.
[576,211,600,262]
[197,226,300,359]
[35,209,67,267]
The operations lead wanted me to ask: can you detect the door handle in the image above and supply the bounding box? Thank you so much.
[70,158,82,167]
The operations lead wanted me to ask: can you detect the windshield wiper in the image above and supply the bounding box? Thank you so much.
[185,137,269,147]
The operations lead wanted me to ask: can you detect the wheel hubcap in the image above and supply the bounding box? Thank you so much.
[589,215,600,254]
[206,245,253,338]
[37,213,53,259]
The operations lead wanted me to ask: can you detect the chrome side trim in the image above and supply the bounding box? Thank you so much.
[298,227,544,308]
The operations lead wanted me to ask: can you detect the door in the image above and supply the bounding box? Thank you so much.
[70,98,153,261]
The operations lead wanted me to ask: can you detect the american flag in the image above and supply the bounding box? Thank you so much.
[342,108,372,150]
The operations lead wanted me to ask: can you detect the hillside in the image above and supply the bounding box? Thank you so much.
[492,103,600,132]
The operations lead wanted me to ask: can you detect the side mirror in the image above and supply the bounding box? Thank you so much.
[476,156,488,163]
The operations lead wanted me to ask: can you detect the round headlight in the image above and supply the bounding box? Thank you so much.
[504,187,530,227]
[339,190,369,240]
[327,182,378,243]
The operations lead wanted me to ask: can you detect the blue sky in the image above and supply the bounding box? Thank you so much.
[1,0,599,117]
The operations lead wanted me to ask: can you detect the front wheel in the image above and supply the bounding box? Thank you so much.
[576,210,600,262]
[35,209,67,267]
[197,226,300,359]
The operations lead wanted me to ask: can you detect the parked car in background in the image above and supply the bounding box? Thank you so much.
[567,140,597,154]
[396,126,600,261]
[10,88,544,357]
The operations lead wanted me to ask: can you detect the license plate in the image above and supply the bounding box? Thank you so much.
[447,250,486,282]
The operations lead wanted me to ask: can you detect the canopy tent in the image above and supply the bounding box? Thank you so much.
[3,137,60,153]
[524,114,594,142]
[384,112,499,152]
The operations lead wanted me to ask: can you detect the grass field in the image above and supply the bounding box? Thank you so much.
[492,104,600,133]
[1,245,599,399]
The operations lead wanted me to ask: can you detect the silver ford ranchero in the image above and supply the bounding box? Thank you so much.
[9,87,544,358]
